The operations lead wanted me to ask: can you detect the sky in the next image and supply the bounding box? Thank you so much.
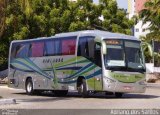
[93,0,128,10]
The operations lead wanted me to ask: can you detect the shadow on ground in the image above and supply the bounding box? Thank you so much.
[12,91,160,103]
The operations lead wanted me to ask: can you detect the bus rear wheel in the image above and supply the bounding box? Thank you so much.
[25,79,35,95]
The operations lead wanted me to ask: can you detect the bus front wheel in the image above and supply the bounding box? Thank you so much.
[78,79,88,98]
[25,79,34,95]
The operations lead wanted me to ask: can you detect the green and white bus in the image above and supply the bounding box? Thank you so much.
[8,30,146,97]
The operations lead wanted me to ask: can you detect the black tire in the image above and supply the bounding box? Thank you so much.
[54,90,68,97]
[115,92,123,98]
[25,79,35,95]
[79,79,88,98]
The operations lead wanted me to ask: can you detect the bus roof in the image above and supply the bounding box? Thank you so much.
[11,30,139,44]
[55,30,139,41]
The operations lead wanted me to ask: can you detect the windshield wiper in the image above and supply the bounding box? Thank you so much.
[126,67,145,73]
[107,66,127,71]
[107,66,145,73]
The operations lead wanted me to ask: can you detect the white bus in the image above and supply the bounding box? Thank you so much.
[8,30,146,97]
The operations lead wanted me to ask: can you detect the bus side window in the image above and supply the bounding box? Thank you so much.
[88,38,95,59]
[78,37,88,57]
[54,39,62,55]
[44,40,55,56]
[11,43,17,59]
[78,36,95,60]
[44,39,61,56]
[95,43,102,67]
[28,42,44,57]
[15,43,30,58]
[62,38,76,55]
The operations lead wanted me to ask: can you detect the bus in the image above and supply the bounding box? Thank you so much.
[8,30,146,97]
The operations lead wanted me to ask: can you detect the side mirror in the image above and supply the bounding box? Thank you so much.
[102,41,107,55]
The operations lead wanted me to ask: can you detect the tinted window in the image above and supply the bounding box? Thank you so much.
[30,42,44,57]
[78,36,95,58]
[45,39,62,56]
[45,40,55,56]
[15,43,30,58]
[54,40,62,55]
[45,37,76,56]
[78,37,88,56]
[11,43,17,59]
[95,43,102,67]
[62,38,76,55]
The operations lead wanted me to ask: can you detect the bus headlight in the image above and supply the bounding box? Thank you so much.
[105,77,116,83]
[9,79,15,84]
[139,80,146,85]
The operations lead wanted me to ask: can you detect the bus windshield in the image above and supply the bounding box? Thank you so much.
[104,39,145,72]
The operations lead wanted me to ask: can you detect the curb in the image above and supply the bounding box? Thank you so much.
[0,85,16,90]
[0,98,16,105]
[147,83,160,88]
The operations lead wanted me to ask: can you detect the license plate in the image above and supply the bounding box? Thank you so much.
[123,86,133,90]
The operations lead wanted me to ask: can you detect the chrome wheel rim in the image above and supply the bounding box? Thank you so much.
[80,84,83,93]
[27,82,32,92]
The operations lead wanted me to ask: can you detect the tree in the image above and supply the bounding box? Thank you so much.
[0,0,134,70]
[0,0,11,70]
[140,36,153,63]
[99,0,134,35]
[69,0,94,31]
[139,0,160,41]
[4,0,134,40]
[0,0,7,38]
[139,0,160,66]
[18,0,33,17]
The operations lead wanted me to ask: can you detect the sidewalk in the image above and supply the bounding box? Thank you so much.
[0,98,16,105]
[147,83,160,88]
[0,85,17,105]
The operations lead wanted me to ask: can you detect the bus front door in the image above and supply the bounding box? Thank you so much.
[94,43,103,91]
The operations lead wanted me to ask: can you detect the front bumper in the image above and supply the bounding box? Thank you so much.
[103,78,146,93]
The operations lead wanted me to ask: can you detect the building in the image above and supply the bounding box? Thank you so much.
[135,0,147,13]
[128,0,148,14]
[134,20,150,39]
[127,0,150,39]
[127,0,135,19]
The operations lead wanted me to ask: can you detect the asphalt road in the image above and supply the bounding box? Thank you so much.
[0,84,160,109]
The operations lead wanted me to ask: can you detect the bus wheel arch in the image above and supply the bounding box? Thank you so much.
[77,76,88,98]
[25,77,34,95]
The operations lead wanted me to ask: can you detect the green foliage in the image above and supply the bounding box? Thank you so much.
[3,0,133,38]
[0,38,8,70]
[0,0,134,70]
[100,0,134,34]
[141,40,153,63]
[154,52,160,66]
[139,0,160,41]
[139,0,160,65]
[0,0,6,39]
